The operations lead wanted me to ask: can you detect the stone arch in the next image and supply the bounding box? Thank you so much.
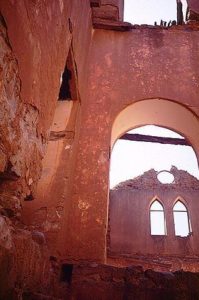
[108,99,199,261]
[149,196,163,209]
[111,99,199,164]
[173,196,189,209]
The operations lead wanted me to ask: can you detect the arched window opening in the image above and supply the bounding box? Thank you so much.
[173,201,190,237]
[108,99,199,267]
[110,125,199,188]
[150,200,166,235]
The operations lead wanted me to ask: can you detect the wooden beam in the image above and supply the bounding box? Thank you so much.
[120,133,191,146]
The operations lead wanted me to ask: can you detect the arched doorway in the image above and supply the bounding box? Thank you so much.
[111,99,199,152]
[108,99,199,270]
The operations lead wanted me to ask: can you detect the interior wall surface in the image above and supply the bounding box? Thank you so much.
[188,0,199,14]
[0,0,92,132]
[109,182,199,257]
[63,27,199,262]
[0,0,93,255]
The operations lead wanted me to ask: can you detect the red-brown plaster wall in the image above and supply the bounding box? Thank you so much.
[0,0,92,133]
[108,169,199,271]
[63,27,199,262]
[188,0,199,14]
[89,28,199,112]
[0,0,94,257]
[109,186,199,257]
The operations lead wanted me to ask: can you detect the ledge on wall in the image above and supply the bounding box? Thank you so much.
[93,18,132,31]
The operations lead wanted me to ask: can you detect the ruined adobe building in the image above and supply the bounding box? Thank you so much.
[109,167,199,272]
[1,0,199,298]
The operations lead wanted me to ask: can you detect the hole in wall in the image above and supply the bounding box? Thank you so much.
[24,193,34,201]
[50,256,57,262]
[108,125,198,265]
[110,125,198,188]
[58,48,78,101]
[60,264,73,284]
[108,100,199,268]
[59,66,72,100]
[157,171,175,184]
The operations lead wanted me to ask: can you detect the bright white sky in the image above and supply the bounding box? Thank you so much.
[124,0,187,25]
[110,126,199,188]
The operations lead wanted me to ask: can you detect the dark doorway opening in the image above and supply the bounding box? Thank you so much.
[58,48,78,101]
[60,263,73,284]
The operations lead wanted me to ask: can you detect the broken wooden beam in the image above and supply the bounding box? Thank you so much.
[49,130,74,142]
[120,133,191,146]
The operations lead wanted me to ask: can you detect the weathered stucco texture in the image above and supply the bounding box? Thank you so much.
[69,263,199,300]
[0,0,92,196]
[188,0,199,14]
[0,0,93,296]
[63,27,199,262]
[0,0,93,252]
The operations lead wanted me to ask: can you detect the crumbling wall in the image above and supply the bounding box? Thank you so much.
[108,169,199,271]
[0,218,54,299]
[0,0,93,297]
[70,263,199,300]
[0,0,93,252]
[0,13,43,218]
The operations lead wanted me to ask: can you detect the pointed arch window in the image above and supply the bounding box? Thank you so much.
[150,200,166,235]
[173,201,190,237]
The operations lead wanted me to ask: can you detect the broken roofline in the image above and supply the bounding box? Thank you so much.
[91,0,199,31]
